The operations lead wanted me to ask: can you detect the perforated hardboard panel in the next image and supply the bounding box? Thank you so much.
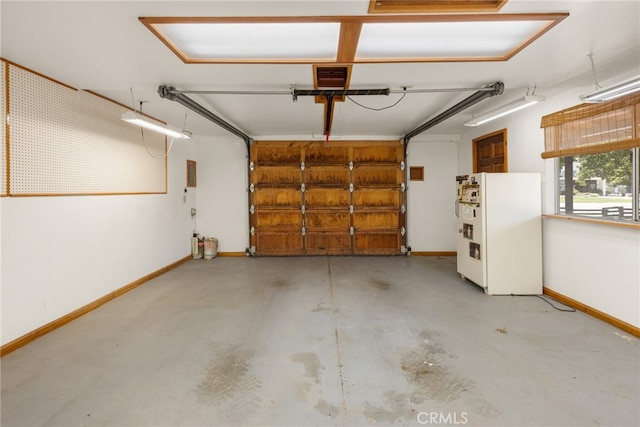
[1,60,7,196]
[7,63,166,195]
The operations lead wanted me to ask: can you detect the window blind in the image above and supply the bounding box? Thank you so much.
[540,92,640,159]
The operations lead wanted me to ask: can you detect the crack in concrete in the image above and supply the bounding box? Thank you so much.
[327,257,348,425]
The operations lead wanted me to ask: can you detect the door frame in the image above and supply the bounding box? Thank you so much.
[472,128,508,173]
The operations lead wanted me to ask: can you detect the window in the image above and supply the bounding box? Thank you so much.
[542,92,640,223]
[558,149,638,221]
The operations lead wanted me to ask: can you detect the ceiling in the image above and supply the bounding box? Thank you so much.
[1,1,639,141]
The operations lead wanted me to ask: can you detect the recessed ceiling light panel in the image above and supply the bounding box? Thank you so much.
[154,22,341,61]
[357,20,552,60]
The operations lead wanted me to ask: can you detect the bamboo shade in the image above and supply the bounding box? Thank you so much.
[540,92,640,159]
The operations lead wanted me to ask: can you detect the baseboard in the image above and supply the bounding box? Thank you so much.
[0,255,192,357]
[217,252,246,257]
[411,251,456,256]
[543,287,640,338]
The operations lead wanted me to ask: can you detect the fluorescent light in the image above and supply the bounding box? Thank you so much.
[580,77,640,103]
[464,95,545,126]
[121,111,191,139]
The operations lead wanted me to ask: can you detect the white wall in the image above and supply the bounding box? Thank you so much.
[1,139,197,346]
[457,83,640,328]
[543,219,640,327]
[194,139,249,253]
[407,137,459,252]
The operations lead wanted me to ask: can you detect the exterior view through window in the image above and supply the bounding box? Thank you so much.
[558,149,639,222]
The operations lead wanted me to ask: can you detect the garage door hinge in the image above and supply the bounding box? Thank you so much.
[301,205,306,214]
[401,226,406,236]
[350,226,355,236]
[250,205,255,214]
[301,183,306,192]
[301,162,305,171]
[349,183,354,192]
[400,161,406,170]
[401,205,406,214]
[250,226,255,236]
[301,227,306,236]
[249,161,255,171]
[249,183,255,192]
[350,205,354,214]
[349,161,354,171]
[401,182,406,192]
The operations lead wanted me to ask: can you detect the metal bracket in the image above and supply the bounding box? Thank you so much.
[249,183,255,192]
[349,183,354,192]
[249,161,255,171]
[350,226,355,236]
[349,161,354,171]
[301,161,305,171]
[400,161,406,170]
[301,183,306,192]
[250,205,255,214]
[250,226,255,236]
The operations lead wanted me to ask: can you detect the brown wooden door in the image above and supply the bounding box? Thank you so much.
[473,129,508,173]
[249,141,405,256]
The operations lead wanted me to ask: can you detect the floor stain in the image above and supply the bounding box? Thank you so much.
[363,391,411,424]
[291,352,324,384]
[315,398,341,418]
[496,327,508,334]
[270,279,291,288]
[197,342,263,420]
[370,278,393,291]
[401,331,500,418]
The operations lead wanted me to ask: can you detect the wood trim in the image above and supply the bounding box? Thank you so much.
[139,13,568,65]
[543,214,640,230]
[368,0,509,14]
[0,255,192,357]
[543,288,640,338]
[411,251,456,256]
[336,21,362,63]
[0,57,77,91]
[217,252,247,257]
[8,192,167,197]
[4,59,9,197]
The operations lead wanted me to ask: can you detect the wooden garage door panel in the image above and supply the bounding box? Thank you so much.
[255,210,302,228]
[253,188,302,207]
[353,167,402,186]
[354,232,401,254]
[306,232,350,254]
[250,140,405,256]
[305,167,349,185]
[304,146,349,164]
[353,189,401,208]
[306,211,350,229]
[353,145,402,163]
[252,166,301,185]
[257,232,303,253]
[305,188,350,208]
[354,211,400,228]
[252,145,300,164]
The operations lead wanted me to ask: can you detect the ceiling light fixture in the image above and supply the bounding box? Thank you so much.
[464,95,545,127]
[580,77,640,103]
[121,111,191,139]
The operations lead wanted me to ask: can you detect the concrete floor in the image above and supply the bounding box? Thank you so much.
[1,256,639,427]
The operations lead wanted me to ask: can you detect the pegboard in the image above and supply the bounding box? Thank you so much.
[1,60,7,196]
[7,63,166,195]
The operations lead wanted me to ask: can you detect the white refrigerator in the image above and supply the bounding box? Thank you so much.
[455,173,542,295]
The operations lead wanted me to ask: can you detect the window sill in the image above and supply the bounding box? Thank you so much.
[543,214,640,230]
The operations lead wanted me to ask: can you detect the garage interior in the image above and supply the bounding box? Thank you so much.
[1,1,639,426]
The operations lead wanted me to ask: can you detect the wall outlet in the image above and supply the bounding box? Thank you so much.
[191,208,196,217]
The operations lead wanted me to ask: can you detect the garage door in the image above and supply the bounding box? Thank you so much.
[249,141,406,256]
